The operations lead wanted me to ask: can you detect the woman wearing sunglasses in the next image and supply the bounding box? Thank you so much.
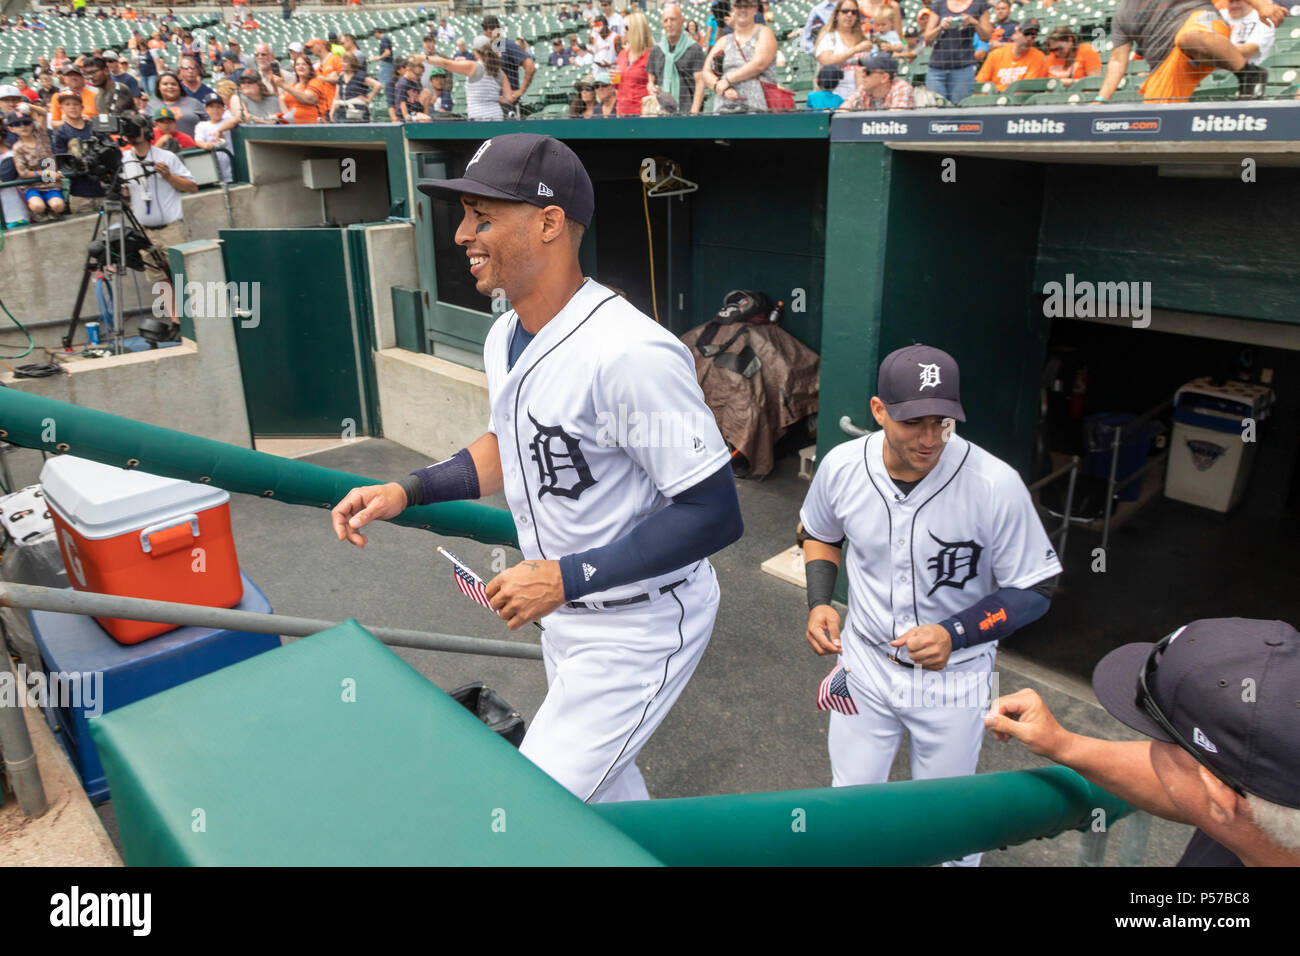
[6,102,65,220]
[814,0,875,103]
[568,74,597,117]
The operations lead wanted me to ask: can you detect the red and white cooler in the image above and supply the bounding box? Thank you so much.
[40,456,244,644]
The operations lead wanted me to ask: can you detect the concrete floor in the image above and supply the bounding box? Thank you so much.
[3,440,1200,865]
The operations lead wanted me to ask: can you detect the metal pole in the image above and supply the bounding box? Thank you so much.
[1117,810,1153,866]
[1101,422,1122,552]
[1058,456,1078,561]
[0,583,543,662]
[1075,828,1108,866]
[0,442,15,494]
[0,650,47,817]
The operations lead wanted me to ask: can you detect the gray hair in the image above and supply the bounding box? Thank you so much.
[1247,794,1300,852]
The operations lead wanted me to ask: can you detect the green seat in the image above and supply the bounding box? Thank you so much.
[958,92,1012,107]
[1003,77,1056,96]
[90,620,662,866]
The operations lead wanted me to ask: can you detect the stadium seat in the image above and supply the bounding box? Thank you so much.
[958,93,1012,107]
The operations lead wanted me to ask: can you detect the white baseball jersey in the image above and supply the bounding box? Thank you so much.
[800,430,1062,665]
[484,278,731,603]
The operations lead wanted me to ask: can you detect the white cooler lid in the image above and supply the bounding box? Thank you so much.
[40,456,231,540]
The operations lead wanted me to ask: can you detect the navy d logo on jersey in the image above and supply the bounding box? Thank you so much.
[528,411,597,500]
[926,532,983,595]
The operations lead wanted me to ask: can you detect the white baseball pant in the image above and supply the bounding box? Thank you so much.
[828,628,998,867]
[520,560,719,803]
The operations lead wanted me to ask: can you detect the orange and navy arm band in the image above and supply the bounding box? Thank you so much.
[939,580,1054,650]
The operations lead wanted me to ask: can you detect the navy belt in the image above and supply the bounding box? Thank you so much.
[566,577,687,611]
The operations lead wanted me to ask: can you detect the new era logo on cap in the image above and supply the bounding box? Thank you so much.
[537,181,554,198]
[1193,727,1219,753]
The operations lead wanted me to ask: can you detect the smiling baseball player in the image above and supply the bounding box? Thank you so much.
[799,344,1062,865]
[330,133,743,804]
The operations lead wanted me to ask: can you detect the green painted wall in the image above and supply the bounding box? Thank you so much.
[1035,164,1300,325]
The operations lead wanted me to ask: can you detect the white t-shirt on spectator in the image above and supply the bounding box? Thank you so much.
[592,31,618,80]
[121,144,194,227]
[437,23,457,43]
[1221,8,1274,64]
[193,113,233,182]
[606,11,626,36]
[815,31,867,100]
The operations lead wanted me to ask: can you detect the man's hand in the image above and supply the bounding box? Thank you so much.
[983,688,1072,759]
[486,559,565,629]
[330,481,407,548]
[889,623,952,669]
[1256,0,1286,27]
[805,604,842,655]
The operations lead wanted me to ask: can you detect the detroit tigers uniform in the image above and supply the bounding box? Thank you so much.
[800,427,1062,863]
[484,277,731,803]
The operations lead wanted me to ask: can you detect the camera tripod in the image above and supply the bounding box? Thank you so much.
[60,180,171,354]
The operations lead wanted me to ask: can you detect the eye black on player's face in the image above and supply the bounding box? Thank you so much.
[455,195,527,297]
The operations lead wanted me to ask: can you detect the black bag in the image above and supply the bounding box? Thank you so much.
[715,288,775,325]
[448,681,526,747]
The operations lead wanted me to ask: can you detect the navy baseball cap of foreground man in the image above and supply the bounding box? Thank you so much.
[416,133,595,227]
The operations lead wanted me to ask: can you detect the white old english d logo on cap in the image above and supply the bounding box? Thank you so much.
[467,139,493,169]
[918,362,941,391]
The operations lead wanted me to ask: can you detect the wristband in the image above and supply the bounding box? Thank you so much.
[401,447,479,507]
[805,559,839,610]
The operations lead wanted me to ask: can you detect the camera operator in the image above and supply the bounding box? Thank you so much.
[119,112,196,338]
[50,89,105,212]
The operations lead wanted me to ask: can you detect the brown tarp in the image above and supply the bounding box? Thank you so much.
[680,320,820,476]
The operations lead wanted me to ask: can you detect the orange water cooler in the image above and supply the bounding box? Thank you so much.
[41,456,244,644]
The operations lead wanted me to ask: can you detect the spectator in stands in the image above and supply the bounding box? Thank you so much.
[0,85,23,121]
[305,38,340,84]
[373,27,394,91]
[1098,0,1283,103]
[7,104,65,220]
[703,0,777,111]
[453,38,474,61]
[1222,0,1277,76]
[14,79,40,103]
[846,51,915,106]
[217,51,246,85]
[232,72,281,123]
[131,32,162,94]
[569,74,597,115]
[149,72,205,136]
[815,0,875,103]
[437,17,458,44]
[50,46,71,72]
[686,19,703,45]
[976,18,1045,90]
[801,0,839,54]
[50,91,105,211]
[242,13,260,31]
[550,39,572,65]
[428,68,454,114]
[252,43,280,91]
[194,93,235,182]
[590,17,620,80]
[560,4,573,20]
[648,3,706,113]
[600,0,628,35]
[227,37,255,70]
[178,56,215,103]
[421,32,440,66]
[871,3,906,53]
[34,70,58,106]
[580,0,600,23]
[921,0,993,104]
[84,55,133,116]
[152,106,196,150]
[392,58,431,121]
[333,53,381,121]
[482,16,536,115]
[807,63,845,107]
[205,35,223,71]
[987,0,1017,48]
[101,51,141,98]
[341,34,366,70]
[278,56,331,124]
[120,109,195,336]
[428,36,511,121]
[593,76,619,115]
[1043,25,1102,86]
[614,11,654,114]
[51,65,98,124]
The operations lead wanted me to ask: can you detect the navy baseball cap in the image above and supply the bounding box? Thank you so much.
[877,344,965,422]
[1092,618,1300,809]
[863,53,898,75]
[417,133,595,227]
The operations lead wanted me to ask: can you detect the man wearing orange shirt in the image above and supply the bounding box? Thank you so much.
[1044,25,1102,85]
[49,65,97,123]
[975,18,1045,90]
[1097,0,1284,104]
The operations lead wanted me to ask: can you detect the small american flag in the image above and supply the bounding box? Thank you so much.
[437,547,493,611]
[816,664,858,715]
[436,547,544,631]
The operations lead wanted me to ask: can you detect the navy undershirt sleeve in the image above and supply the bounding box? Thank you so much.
[558,461,744,601]
[939,585,1051,650]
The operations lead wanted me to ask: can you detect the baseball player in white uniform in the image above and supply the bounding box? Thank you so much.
[331,133,742,804]
[799,344,1061,865]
